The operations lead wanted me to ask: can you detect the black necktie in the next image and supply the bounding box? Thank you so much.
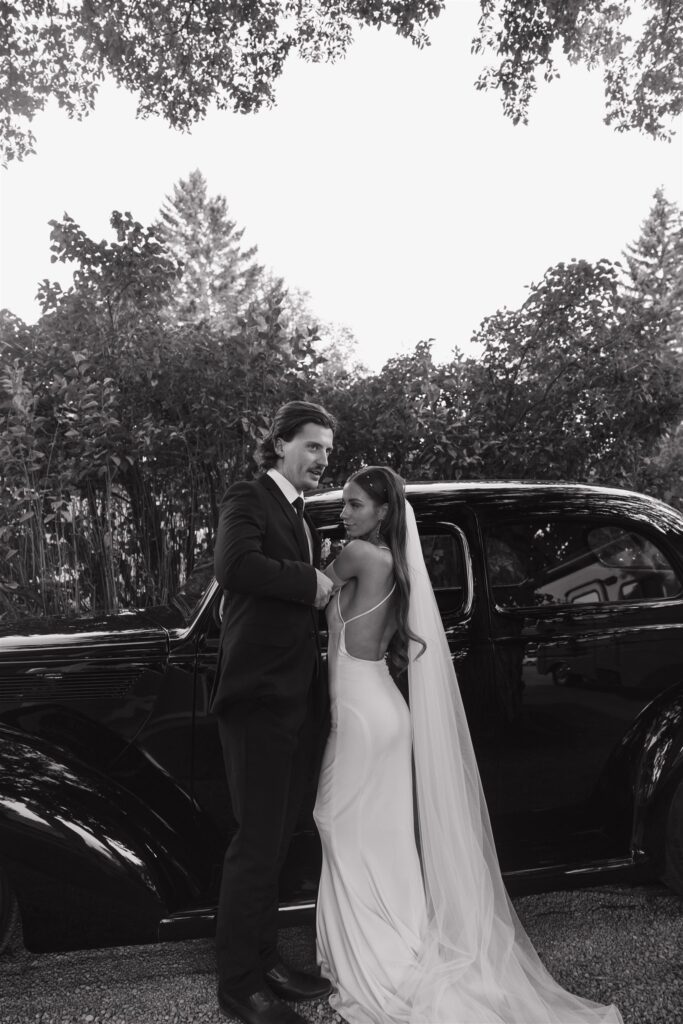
[292,497,309,561]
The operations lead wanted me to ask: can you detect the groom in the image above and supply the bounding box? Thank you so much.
[211,400,336,1024]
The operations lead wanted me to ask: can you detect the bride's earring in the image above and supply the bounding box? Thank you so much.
[372,519,383,545]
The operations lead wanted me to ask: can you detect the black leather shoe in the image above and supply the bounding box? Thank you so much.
[218,986,307,1024]
[264,960,332,1002]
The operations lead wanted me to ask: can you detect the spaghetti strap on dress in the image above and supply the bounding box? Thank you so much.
[335,583,396,660]
[337,582,397,625]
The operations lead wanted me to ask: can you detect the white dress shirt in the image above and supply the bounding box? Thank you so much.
[267,468,313,562]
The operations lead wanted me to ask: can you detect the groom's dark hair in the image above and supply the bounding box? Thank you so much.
[257,400,337,470]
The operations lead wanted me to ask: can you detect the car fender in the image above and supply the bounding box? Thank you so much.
[597,683,683,861]
[632,686,683,862]
[0,722,221,952]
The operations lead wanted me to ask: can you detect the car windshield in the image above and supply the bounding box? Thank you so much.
[169,557,216,623]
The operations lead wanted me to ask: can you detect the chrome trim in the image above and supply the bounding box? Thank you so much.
[158,897,316,929]
[504,856,637,881]
[564,858,637,877]
[158,906,216,926]
[278,900,316,914]
[435,521,474,618]
[157,898,317,941]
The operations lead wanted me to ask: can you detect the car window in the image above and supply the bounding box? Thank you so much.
[420,531,466,616]
[420,533,461,589]
[171,557,216,622]
[485,520,682,610]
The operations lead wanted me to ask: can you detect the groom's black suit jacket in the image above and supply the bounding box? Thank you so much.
[210,473,323,715]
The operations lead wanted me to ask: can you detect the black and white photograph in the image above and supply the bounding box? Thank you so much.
[1,3,682,1023]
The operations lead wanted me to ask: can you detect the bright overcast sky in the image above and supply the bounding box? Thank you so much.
[1,1,682,371]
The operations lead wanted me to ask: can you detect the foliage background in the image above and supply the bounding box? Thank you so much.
[2,177,683,621]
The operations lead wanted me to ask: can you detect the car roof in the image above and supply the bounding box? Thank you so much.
[306,480,683,533]
[309,480,647,504]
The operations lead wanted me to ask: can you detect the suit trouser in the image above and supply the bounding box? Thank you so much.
[215,683,316,997]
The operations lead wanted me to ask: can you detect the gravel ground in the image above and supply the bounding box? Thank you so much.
[0,884,680,1024]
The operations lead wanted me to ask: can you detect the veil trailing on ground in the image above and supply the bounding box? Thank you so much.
[398,501,623,1024]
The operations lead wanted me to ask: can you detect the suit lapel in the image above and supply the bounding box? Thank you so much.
[259,474,310,563]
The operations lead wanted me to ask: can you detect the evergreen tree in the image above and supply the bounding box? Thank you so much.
[155,170,263,328]
[622,188,683,350]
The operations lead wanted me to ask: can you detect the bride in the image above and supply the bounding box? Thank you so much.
[313,466,623,1024]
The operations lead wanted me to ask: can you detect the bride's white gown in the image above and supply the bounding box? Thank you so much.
[315,586,427,1023]
[314,583,623,1024]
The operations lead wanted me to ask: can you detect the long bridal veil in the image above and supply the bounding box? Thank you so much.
[398,501,623,1023]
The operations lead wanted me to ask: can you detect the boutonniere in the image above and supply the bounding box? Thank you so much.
[320,536,346,568]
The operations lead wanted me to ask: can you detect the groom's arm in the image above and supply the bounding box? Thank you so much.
[214,481,317,605]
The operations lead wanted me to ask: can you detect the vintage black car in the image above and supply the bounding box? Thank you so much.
[2,481,683,956]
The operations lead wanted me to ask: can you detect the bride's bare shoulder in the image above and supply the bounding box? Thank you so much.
[345,540,393,568]
[345,539,388,555]
[329,540,393,585]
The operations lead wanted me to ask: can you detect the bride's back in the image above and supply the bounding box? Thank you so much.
[334,540,397,661]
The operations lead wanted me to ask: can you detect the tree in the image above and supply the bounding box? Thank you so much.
[155,170,263,329]
[625,191,683,508]
[1,0,442,164]
[468,258,683,483]
[0,211,181,616]
[273,283,366,377]
[5,2,683,166]
[317,340,470,482]
[622,187,683,350]
[474,0,683,140]
[0,207,328,618]
[322,259,683,489]
[36,209,182,354]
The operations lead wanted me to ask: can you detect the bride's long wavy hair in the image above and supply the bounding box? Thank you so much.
[347,465,425,674]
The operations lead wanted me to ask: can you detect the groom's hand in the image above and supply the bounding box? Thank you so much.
[314,569,335,609]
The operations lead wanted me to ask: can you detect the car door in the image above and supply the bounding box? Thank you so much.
[479,508,683,873]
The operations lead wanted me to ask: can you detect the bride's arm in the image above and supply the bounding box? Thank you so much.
[324,540,372,587]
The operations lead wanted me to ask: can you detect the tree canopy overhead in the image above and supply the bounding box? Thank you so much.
[473,0,683,139]
[1,0,442,164]
[2,1,682,165]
